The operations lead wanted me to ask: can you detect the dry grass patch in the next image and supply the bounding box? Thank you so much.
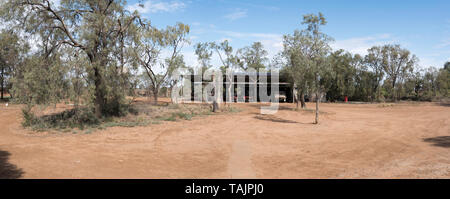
[22,99,241,134]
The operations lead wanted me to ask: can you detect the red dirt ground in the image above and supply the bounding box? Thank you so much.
[0,100,449,179]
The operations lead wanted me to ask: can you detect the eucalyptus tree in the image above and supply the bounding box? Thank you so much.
[195,42,213,75]
[0,30,28,99]
[364,46,385,101]
[403,70,424,100]
[354,64,377,101]
[210,40,238,105]
[194,42,214,104]
[237,42,269,71]
[12,50,69,107]
[380,44,417,101]
[1,0,141,117]
[133,22,189,104]
[326,50,357,101]
[300,13,333,124]
[436,63,449,97]
[422,67,440,99]
[282,30,313,108]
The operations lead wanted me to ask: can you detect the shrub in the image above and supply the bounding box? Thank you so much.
[22,107,100,131]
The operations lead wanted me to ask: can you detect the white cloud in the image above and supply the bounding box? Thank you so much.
[418,51,450,68]
[127,0,186,14]
[435,38,450,48]
[332,34,449,68]
[175,10,281,68]
[331,34,394,55]
[214,30,283,61]
[217,30,281,40]
[224,9,247,21]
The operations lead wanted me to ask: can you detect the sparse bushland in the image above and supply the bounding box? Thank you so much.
[0,1,196,128]
[1,0,154,119]
[1,1,448,128]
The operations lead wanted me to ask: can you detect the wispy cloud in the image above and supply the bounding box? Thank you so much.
[224,9,247,21]
[331,34,395,55]
[219,1,279,12]
[332,34,447,68]
[215,30,283,58]
[216,30,281,39]
[436,40,450,48]
[127,0,186,14]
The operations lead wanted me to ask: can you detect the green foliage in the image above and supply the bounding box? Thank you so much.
[12,54,69,105]
[364,46,385,101]
[195,42,214,74]
[1,0,141,117]
[325,50,358,101]
[282,29,314,104]
[133,21,189,104]
[0,30,29,99]
[237,42,269,71]
[282,12,333,113]
[379,44,417,100]
[173,112,193,120]
[22,107,99,131]
[102,119,150,128]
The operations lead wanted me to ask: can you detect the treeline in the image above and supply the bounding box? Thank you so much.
[280,15,449,105]
[284,47,450,103]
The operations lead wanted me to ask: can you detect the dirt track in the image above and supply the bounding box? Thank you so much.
[0,101,449,179]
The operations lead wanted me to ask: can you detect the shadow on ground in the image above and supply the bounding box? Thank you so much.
[438,103,450,107]
[0,150,24,179]
[254,114,299,124]
[423,136,450,148]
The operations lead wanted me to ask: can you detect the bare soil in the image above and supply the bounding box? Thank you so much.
[0,99,449,179]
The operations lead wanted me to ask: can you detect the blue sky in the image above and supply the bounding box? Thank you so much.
[127,0,450,69]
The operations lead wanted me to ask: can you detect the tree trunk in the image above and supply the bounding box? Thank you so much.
[211,87,219,112]
[300,91,306,109]
[169,86,173,103]
[212,90,220,112]
[227,86,232,105]
[315,91,320,124]
[373,84,378,102]
[152,89,158,105]
[212,100,219,112]
[1,66,4,100]
[93,66,105,118]
[392,77,397,101]
[292,86,296,104]
[212,75,220,112]
[88,53,106,118]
